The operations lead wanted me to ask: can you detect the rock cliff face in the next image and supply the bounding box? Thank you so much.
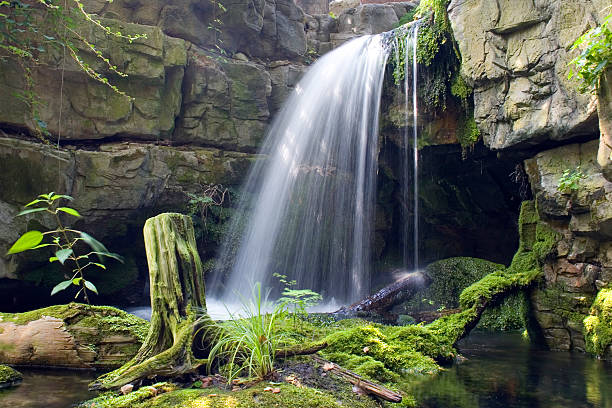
[0,0,414,301]
[448,0,606,150]
[525,141,612,356]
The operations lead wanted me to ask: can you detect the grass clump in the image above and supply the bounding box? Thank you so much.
[206,284,288,383]
[584,288,612,357]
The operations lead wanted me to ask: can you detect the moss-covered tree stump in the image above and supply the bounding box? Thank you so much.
[91,213,218,390]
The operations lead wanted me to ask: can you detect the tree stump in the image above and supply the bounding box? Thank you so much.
[91,213,218,390]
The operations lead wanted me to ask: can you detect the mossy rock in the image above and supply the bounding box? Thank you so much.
[0,364,22,389]
[406,257,504,312]
[584,288,612,358]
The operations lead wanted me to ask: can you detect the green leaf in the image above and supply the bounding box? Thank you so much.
[7,231,43,254]
[49,256,59,262]
[50,194,73,202]
[91,262,106,270]
[90,251,124,262]
[51,280,72,296]
[57,207,81,217]
[24,199,46,207]
[55,248,73,264]
[72,277,82,285]
[84,280,98,295]
[81,232,123,262]
[80,231,108,253]
[33,243,53,249]
[17,207,47,216]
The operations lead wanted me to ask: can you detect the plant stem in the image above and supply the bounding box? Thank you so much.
[54,211,90,304]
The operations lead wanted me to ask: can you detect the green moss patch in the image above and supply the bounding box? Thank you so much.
[80,381,384,408]
[584,288,612,357]
[0,364,22,386]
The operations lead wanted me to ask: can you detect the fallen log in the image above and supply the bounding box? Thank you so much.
[312,355,402,403]
[335,271,431,315]
[276,341,328,358]
[410,308,460,324]
[0,303,146,369]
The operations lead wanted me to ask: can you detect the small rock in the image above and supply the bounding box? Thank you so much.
[596,280,608,290]
[352,385,366,396]
[201,377,213,388]
[232,386,241,392]
[363,346,370,353]
[272,387,281,394]
[234,52,248,61]
[120,384,134,395]
[322,362,335,371]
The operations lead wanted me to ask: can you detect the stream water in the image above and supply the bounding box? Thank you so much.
[0,368,97,408]
[412,331,612,408]
[1,332,610,407]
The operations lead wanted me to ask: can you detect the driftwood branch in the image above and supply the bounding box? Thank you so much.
[335,271,431,315]
[276,341,328,358]
[312,355,402,403]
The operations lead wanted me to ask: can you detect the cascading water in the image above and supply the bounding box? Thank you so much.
[210,35,391,305]
[400,25,420,270]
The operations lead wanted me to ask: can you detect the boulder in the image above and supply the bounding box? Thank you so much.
[83,0,307,60]
[448,0,604,150]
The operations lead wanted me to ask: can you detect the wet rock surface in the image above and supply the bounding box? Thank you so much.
[525,140,612,355]
[448,0,605,150]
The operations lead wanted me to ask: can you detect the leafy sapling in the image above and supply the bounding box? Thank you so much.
[273,273,322,326]
[557,167,587,194]
[6,192,122,304]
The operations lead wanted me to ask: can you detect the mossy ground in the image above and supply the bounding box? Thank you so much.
[102,383,382,408]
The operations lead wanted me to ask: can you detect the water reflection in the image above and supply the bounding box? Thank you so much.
[411,332,612,408]
[0,368,97,408]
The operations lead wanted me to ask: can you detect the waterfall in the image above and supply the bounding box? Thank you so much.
[395,24,420,271]
[210,35,391,304]
[407,25,420,270]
